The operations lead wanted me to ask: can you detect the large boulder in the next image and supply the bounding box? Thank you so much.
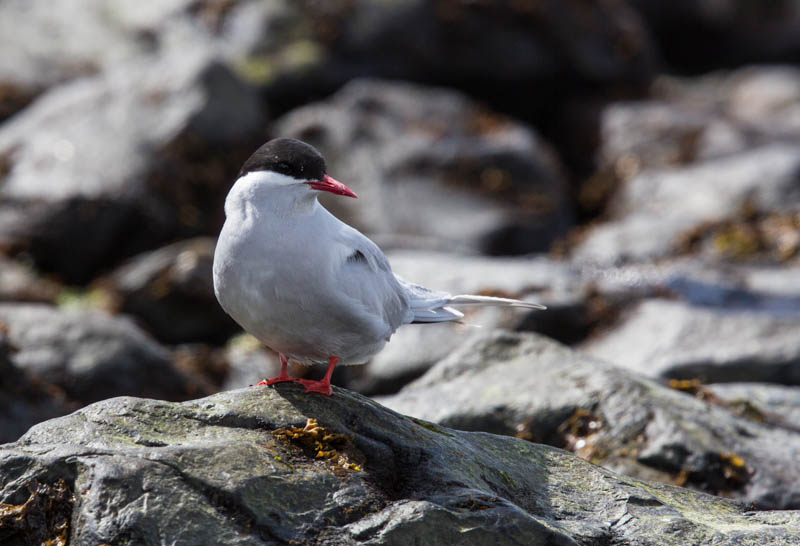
[0,303,197,404]
[582,298,800,384]
[709,383,800,429]
[576,66,800,264]
[0,386,797,544]
[275,78,573,255]
[380,331,800,509]
[0,48,264,283]
[0,331,76,444]
[574,143,800,263]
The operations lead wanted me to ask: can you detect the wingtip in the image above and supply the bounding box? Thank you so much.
[514,302,547,310]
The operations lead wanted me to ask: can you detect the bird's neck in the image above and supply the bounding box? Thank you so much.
[225,178,319,221]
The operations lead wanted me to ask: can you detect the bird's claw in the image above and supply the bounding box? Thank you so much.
[257,376,298,386]
[297,379,333,396]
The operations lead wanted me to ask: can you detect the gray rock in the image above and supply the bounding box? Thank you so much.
[379,331,800,509]
[349,322,479,396]
[0,256,59,303]
[0,332,76,444]
[725,66,800,138]
[352,252,800,395]
[0,0,202,90]
[596,66,800,182]
[274,79,572,255]
[595,101,749,180]
[221,337,281,391]
[575,143,800,263]
[108,237,240,344]
[0,303,194,403]
[0,0,261,120]
[708,383,800,430]
[1,386,798,544]
[0,47,264,283]
[660,261,800,317]
[582,298,800,384]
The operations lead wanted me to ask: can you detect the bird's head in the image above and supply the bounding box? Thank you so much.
[234,138,358,201]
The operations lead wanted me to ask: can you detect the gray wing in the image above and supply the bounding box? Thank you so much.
[333,227,413,336]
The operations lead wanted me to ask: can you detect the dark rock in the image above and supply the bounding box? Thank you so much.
[582,299,800,384]
[1,385,798,544]
[379,331,800,509]
[0,330,76,444]
[275,78,573,255]
[107,237,240,344]
[259,0,654,119]
[629,1,800,72]
[0,303,198,404]
[0,49,264,283]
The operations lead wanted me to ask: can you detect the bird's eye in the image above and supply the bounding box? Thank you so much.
[277,162,290,171]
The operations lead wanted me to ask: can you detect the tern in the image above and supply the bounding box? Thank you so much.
[213,138,545,395]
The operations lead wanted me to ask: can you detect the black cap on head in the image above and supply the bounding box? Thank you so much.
[238,138,327,181]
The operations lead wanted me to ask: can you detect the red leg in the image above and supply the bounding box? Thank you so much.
[298,356,338,396]
[257,353,297,386]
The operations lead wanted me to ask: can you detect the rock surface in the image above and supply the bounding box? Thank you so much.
[582,299,800,384]
[0,303,195,404]
[0,48,263,283]
[0,333,76,444]
[379,331,800,510]
[708,383,800,430]
[0,256,59,303]
[575,143,800,263]
[1,385,798,545]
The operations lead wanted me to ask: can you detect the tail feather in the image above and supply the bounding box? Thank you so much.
[447,294,547,310]
[396,274,545,324]
[408,294,545,324]
[410,306,464,324]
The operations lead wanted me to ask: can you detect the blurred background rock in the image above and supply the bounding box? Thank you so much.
[0,0,799,508]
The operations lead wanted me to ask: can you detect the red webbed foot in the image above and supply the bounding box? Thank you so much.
[257,354,298,386]
[297,378,333,395]
[297,356,338,396]
[258,376,296,386]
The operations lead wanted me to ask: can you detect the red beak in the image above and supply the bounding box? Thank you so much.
[306,174,358,198]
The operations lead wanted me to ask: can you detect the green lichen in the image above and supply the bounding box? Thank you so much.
[411,418,455,437]
[497,469,516,488]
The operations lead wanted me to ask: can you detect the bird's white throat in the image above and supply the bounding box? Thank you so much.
[225,170,319,219]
